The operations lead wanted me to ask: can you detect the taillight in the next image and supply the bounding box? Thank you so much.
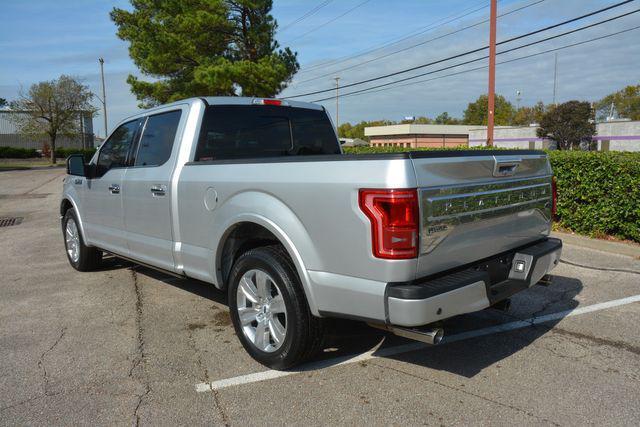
[359,189,419,259]
[253,98,284,106]
[551,176,558,217]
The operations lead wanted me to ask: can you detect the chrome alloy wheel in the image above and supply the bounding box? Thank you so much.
[236,269,287,353]
[65,218,80,263]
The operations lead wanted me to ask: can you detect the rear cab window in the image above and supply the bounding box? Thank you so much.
[133,110,182,167]
[194,105,340,161]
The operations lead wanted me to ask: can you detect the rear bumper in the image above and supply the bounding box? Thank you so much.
[386,238,562,327]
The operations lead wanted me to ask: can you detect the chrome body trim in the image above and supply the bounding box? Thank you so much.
[420,176,553,254]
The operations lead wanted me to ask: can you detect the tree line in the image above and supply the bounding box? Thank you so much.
[3,0,639,160]
[339,85,640,149]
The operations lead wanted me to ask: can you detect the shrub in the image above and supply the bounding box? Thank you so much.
[0,147,40,158]
[343,145,500,154]
[344,146,640,242]
[0,146,96,160]
[548,151,640,242]
[54,148,97,161]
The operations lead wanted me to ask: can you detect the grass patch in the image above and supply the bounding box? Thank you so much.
[0,159,65,170]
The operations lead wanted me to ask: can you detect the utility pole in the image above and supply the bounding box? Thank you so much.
[334,76,340,128]
[98,57,108,138]
[486,0,497,147]
[552,52,558,105]
[79,112,85,150]
[516,90,522,110]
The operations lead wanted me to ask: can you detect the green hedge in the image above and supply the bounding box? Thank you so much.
[0,147,39,158]
[0,147,97,160]
[54,148,96,161]
[548,151,640,242]
[345,146,640,242]
[343,145,498,154]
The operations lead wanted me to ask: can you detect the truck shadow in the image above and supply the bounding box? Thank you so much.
[321,274,583,378]
[97,254,229,306]
[98,255,582,378]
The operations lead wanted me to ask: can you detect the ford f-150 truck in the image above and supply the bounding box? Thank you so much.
[61,97,562,369]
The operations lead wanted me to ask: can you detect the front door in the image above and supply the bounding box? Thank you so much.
[122,109,183,271]
[83,119,141,256]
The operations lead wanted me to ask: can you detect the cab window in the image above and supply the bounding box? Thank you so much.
[96,120,140,177]
[133,110,182,167]
[194,105,339,161]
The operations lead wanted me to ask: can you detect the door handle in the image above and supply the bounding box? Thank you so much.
[108,184,120,194]
[150,184,167,197]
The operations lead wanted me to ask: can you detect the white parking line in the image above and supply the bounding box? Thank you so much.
[195,294,640,392]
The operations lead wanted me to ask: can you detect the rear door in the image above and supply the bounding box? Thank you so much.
[122,108,184,271]
[83,119,142,255]
[412,151,554,277]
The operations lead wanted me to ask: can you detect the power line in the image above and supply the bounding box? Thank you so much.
[283,0,373,44]
[296,0,547,84]
[289,0,635,97]
[330,25,640,102]
[313,11,640,101]
[279,1,334,32]
[295,0,489,75]
[283,0,636,99]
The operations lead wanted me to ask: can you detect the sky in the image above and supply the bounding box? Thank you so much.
[0,0,639,137]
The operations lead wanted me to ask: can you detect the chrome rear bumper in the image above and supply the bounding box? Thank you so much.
[386,238,562,327]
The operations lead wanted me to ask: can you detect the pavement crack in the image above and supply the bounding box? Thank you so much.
[37,326,66,396]
[0,394,47,413]
[23,172,64,195]
[187,324,230,426]
[134,384,151,427]
[129,267,152,426]
[492,308,640,380]
[550,327,640,356]
[129,268,145,377]
[369,361,560,426]
[560,259,640,275]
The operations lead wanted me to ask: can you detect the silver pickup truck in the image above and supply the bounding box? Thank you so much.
[61,97,562,369]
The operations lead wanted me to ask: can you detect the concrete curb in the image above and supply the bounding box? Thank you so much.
[551,231,640,258]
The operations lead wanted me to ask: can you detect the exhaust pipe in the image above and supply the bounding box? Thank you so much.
[492,298,511,312]
[537,274,553,287]
[368,323,444,345]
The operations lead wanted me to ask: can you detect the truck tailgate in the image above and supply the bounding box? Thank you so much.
[411,151,553,278]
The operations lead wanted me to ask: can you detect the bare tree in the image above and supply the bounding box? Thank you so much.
[10,75,96,163]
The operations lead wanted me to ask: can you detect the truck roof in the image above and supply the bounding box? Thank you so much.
[119,96,323,124]
[201,97,323,111]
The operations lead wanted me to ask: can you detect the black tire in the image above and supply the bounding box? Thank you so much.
[228,245,325,370]
[62,209,102,272]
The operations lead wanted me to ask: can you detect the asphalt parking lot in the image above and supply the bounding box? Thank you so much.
[1,168,639,426]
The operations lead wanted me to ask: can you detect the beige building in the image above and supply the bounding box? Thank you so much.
[365,120,640,152]
[364,124,475,148]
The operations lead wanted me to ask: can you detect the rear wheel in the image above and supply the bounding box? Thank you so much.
[228,245,324,370]
[62,209,102,271]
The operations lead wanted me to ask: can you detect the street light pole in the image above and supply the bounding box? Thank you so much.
[486,0,497,147]
[334,76,340,129]
[98,57,108,138]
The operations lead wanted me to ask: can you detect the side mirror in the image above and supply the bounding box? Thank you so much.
[67,154,87,177]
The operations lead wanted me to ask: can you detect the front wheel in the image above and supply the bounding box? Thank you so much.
[228,245,324,370]
[62,209,102,271]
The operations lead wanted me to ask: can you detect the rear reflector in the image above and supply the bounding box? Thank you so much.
[359,189,419,259]
[253,98,283,106]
